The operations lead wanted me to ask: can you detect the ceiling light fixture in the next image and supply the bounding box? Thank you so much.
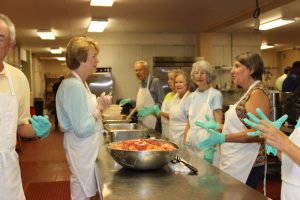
[49,48,62,54]
[90,0,114,7]
[37,30,55,40]
[56,57,66,61]
[259,18,295,31]
[260,44,275,50]
[88,19,108,32]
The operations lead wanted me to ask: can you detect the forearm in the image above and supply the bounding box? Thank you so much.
[225,129,263,143]
[282,140,300,166]
[17,124,37,138]
[213,109,223,130]
[160,111,169,119]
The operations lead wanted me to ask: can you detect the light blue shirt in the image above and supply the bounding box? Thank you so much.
[190,87,223,113]
[56,78,95,138]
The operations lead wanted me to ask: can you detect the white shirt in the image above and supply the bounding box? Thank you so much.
[0,62,31,124]
[275,74,287,91]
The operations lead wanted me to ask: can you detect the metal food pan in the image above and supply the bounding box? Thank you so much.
[104,123,148,142]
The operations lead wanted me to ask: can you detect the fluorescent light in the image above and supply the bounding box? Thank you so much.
[259,18,295,31]
[56,57,66,61]
[261,44,275,50]
[50,48,62,54]
[90,0,114,6]
[37,30,55,40]
[88,19,108,32]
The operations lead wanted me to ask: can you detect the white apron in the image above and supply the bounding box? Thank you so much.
[186,87,220,166]
[161,93,175,140]
[220,81,261,183]
[64,71,103,199]
[0,65,25,200]
[281,127,300,200]
[136,75,157,129]
[169,92,189,145]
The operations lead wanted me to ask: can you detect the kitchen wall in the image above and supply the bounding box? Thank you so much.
[88,33,197,102]
[261,48,300,89]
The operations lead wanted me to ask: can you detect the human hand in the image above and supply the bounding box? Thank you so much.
[203,147,216,164]
[119,98,131,107]
[243,108,288,136]
[243,108,288,156]
[249,120,288,153]
[197,129,225,149]
[97,92,112,112]
[30,115,51,138]
[195,115,220,130]
[137,105,160,117]
[93,108,102,121]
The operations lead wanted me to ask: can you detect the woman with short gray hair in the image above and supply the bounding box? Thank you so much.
[184,59,223,165]
[190,60,215,84]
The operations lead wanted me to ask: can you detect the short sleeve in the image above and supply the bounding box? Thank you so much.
[210,90,223,111]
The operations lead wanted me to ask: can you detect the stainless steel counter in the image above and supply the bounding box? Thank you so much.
[96,145,267,200]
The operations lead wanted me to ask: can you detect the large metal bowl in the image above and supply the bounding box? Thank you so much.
[107,139,178,170]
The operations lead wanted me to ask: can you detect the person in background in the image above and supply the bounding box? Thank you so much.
[56,37,107,199]
[282,61,300,92]
[138,70,191,145]
[120,60,165,131]
[52,75,64,128]
[275,66,291,91]
[245,110,300,200]
[183,60,223,165]
[0,13,51,199]
[160,69,178,139]
[167,70,192,144]
[196,52,270,189]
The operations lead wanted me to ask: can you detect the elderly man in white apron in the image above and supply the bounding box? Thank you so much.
[134,60,165,130]
[0,13,51,200]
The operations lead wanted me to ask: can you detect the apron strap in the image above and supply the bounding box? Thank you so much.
[3,64,16,96]
[235,80,260,105]
[71,71,92,94]
[205,87,213,105]
[146,74,151,89]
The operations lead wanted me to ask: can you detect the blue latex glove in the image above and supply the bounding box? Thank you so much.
[30,115,51,138]
[243,108,288,136]
[137,105,161,117]
[197,129,225,149]
[119,98,131,106]
[296,117,300,128]
[243,108,288,156]
[195,114,220,130]
[203,147,216,164]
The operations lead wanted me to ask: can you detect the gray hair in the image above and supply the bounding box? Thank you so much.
[134,60,149,71]
[0,13,16,42]
[191,60,215,83]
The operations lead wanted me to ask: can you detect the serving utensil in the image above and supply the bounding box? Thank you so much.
[172,156,198,174]
[126,107,137,120]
